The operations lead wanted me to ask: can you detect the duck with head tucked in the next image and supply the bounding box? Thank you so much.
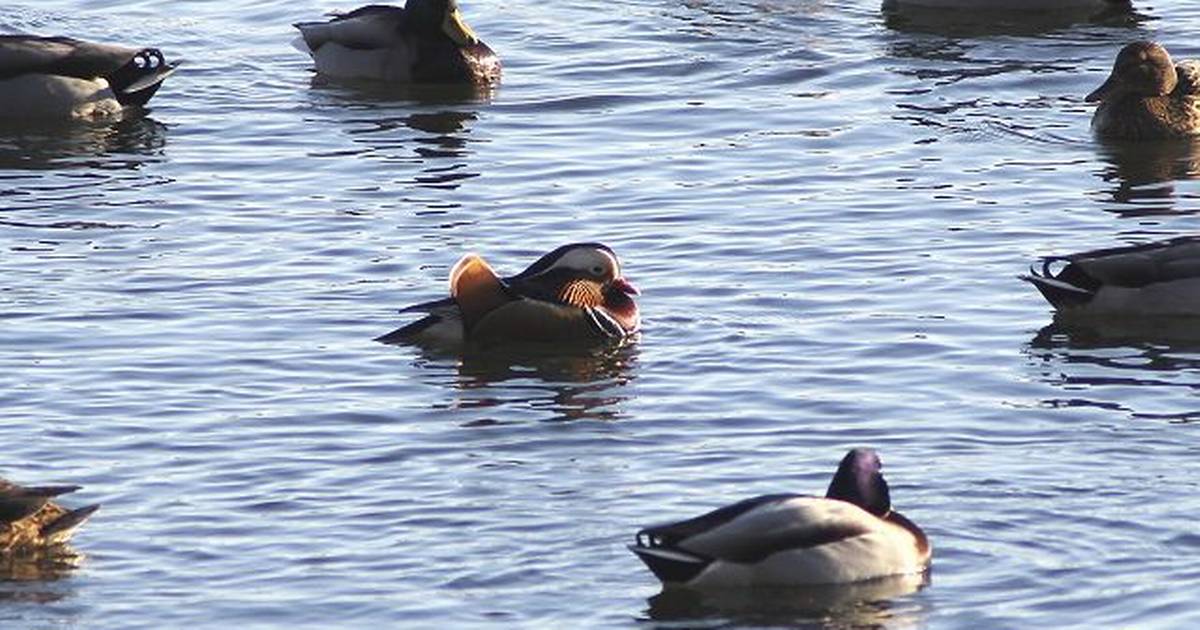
[0,478,99,553]
[1023,236,1200,316]
[628,448,931,588]
[376,243,640,348]
[1087,41,1200,140]
[0,35,176,119]
[293,1,501,85]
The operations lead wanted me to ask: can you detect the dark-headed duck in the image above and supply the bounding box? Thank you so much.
[629,449,931,588]
[293,1,501,85]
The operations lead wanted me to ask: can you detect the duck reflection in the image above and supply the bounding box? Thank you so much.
[304,83,485,189]
[0,548,84,583]
[1092,138,1200,212]
[882,2,1142,37]
[426,340,640,423]
[1026,320,1200,422]
[643,573,928,628]
[0,114,168,170]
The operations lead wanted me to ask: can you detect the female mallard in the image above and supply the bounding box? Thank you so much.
[293,1,501,85]
[1023,237,1200,316]
[629,449,931,588]
[1087,41,1200,140]
[0,35,176,119]
[0,479,99,553]
[376,243,640,348]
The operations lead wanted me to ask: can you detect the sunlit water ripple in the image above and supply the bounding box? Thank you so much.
[3,0,1200,628]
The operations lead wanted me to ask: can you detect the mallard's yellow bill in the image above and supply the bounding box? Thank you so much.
[442,9,479,46]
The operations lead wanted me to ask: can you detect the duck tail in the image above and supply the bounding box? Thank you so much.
[628,541,709,584]
[1019,258,1095,310]
[374,315,441,344]
[107,48,177,107]
[40,504,100,545]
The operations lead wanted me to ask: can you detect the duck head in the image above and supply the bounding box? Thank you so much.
[1087,41,1178,103]
[825,448,892,517]
[408,0,480,47]
[509,243,641,332]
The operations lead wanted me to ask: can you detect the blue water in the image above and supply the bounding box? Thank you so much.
[3,0,1200,627]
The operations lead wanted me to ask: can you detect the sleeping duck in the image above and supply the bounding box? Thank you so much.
[376,243,640,348]
[629,448,931,588]
[1023,237,1200,316]
[1087,41,1200,140]
[0,478,99,553]
[293,1,501,85]
[0,35,176,119]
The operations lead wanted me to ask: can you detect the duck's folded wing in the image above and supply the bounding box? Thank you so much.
[1069,237,1200,287]
[469,298,624,343]
[636,494,802,547]
[661,496,875,563]
[294,6,407,51]
[0,36,134,80]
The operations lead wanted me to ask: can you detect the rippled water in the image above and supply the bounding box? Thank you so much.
[4,0,1200,627]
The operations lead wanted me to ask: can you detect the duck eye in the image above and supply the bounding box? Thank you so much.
[591,265,604,275]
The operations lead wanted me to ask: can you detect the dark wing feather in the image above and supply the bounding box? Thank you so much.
[1069,236,1200,288]
[636,494,802,548]
[0,35,135,80]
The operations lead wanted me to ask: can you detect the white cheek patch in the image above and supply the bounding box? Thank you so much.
[550,247,620,277]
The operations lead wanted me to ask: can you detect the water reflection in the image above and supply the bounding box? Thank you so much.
[881,2,1143,37]
[425,341,640,423]
[643,573,929,629]
[0,115,168,171]
[0,548,84,584]
[303,84,487,189]
[1026,320,1200,422]
[1092,138,1200,212]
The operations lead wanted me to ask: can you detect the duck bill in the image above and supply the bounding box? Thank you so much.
[1085,76,1119,103]
[609,277,640,296]
[442,8,480,46]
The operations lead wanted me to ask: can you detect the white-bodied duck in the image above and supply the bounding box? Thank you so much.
[376,243,640,348]
[293,1,500,85]
[629,448,931,588]
[0,478,99,553]
[1023,237,1200,316]
[0,35,176,119]
[1087,41,1200,140]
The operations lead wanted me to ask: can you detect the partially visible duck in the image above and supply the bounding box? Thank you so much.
[1087,41,1200,140]
[0,479,99,553]
[1022,236,1200,316]
[376,243,640,348]
[883,0,1128,9]
[293,1,501,85]
[0,35,176,119]
[629,449,931,588]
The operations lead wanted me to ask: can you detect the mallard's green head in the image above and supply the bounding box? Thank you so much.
[409,0,480,47]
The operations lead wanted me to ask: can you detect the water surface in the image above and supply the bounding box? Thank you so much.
[3,0,1200,628]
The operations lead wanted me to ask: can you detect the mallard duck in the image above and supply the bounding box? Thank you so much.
[0,35,176,119]
[293,1,501,85]
[376,243,640,347]
[629,449,931,588]
[0,479,99,553]
[1087,41,1200,140]
[1022,237,1200,316]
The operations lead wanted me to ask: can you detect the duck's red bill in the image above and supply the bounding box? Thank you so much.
[611,277,640,296]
